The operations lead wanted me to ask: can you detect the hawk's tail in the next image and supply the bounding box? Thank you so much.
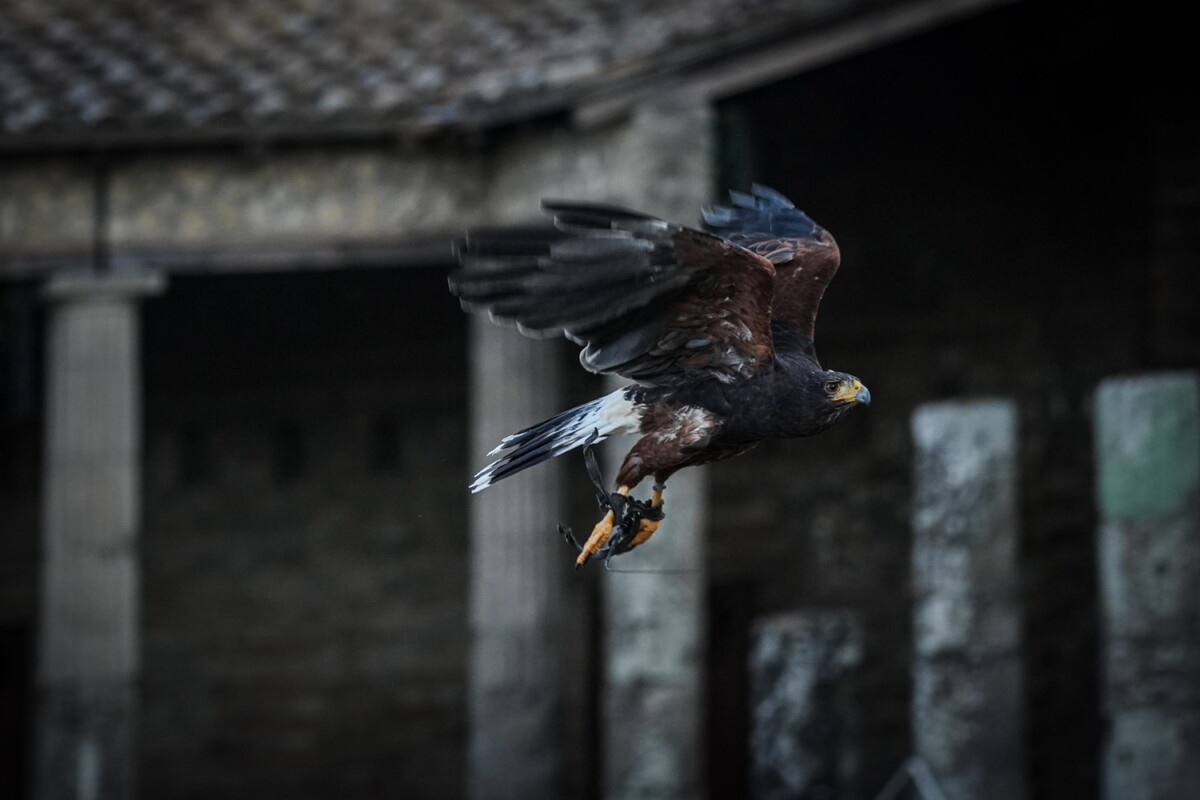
[470,386,643,493]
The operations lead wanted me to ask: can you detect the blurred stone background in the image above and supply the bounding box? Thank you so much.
[1,1,1197,799]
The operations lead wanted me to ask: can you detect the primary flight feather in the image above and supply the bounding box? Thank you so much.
[450,184,870,568]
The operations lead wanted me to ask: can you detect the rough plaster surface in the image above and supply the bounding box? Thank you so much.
[0,162,96,260]
[468,105,715,800]
[37,277,161,800]
[467,316,566,800]
[1094,372,1200,800]
[501,106,721,800]
[110,150,488,248]
[749,612,862,800]
[1095,373,1200,520]
[910,400,1026,800]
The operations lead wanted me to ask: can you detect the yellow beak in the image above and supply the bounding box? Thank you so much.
[833,379,871,405]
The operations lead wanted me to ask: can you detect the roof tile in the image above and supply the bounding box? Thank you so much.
[0,0,871,146]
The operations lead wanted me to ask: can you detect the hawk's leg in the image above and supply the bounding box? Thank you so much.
[575,486,629,569]
[601,485,667,568]
[628,483,666,548]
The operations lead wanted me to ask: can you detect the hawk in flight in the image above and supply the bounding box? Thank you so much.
[450,185,870,568]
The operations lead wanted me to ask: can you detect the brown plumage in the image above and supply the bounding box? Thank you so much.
[450,184,870,567]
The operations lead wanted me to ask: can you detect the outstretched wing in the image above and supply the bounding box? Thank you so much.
[451,200,776,387]
[702,184,841,361]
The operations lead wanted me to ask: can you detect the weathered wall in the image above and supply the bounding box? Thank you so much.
[911,400,1025,800]
[130,107,710,800]
[0,146,488,273]
[486,107,714,222]
[749,612,863,800]
[710,4,1192,797]
[1094,373,1200,800]
[478,106,715,800]
[138,268,470,799]
[110,148,487,250]
[0,161,95,261]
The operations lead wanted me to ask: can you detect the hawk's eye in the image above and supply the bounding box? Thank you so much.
[824,381,841,395]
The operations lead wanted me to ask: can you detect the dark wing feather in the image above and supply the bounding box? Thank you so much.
[702,184,841,359]
[450,200,776,387]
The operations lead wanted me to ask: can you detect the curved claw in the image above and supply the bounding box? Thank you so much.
[602,495,666,563]
[572,446,667,570]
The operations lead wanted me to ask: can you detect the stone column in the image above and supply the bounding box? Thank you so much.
[600,443,707,800]
[35,270,165,800]
[595,106,714,800]
[748,612,863,800]
[1094,372,1200,800]
[467,319,565,800]
[599,370,707,800]
[910,400,1026,800]
[480,103,716,799]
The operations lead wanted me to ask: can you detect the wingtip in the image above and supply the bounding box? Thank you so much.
[701,205,735,226]
[728,189,756,208]
[749,183,795,207]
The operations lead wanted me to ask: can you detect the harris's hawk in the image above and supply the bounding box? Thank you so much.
[450,185,870,568]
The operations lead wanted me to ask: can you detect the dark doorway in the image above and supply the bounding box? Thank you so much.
[0,624,32,800]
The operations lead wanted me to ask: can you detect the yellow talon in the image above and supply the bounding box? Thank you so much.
[629,518,660,548]
[575,486,629,568]
[629,484,665,549]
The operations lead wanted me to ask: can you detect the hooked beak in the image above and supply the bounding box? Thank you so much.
[833,379,871,406]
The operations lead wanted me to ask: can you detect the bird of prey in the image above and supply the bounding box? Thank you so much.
[450,184,870,568]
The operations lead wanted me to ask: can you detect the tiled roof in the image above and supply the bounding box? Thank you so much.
[0,0,870,148]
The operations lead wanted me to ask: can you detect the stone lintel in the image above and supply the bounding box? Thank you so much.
[42,270,166,302]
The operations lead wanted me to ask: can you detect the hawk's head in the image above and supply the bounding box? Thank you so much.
[791,370,871,435]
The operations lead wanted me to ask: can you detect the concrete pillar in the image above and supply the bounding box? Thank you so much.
[35,270,165,800]
[910,400,1026,800]
[467,319,566,800]
[600,436,706,800]
[1094,372,1200,800]
[748,612,862,800]
[478,102,716,799]
[590,104,715,800]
